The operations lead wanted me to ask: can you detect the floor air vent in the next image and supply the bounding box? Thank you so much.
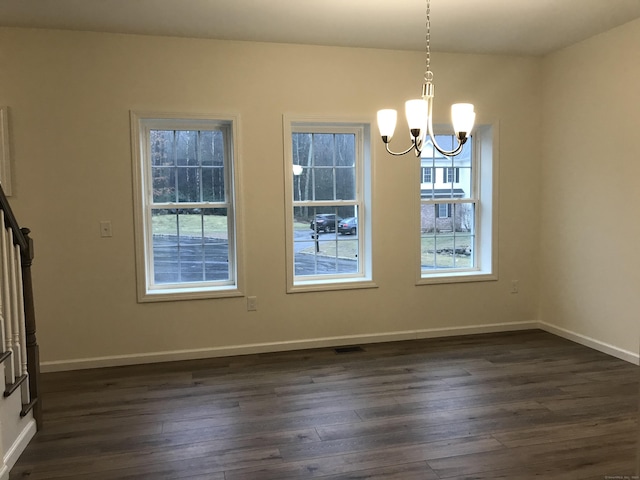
[334,346,365,354]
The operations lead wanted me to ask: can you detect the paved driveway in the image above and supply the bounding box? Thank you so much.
[153,234,358,283]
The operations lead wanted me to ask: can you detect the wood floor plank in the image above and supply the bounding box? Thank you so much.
[10,330,639,479]
[428,432,636,478]
[225,435,501,480]
[318,461,439,480]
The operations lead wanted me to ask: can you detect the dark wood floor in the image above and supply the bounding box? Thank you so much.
[9,330,639,479]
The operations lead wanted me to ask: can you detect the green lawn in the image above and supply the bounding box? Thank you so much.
[152,213,228,238]
[297,234,472,268]
[153,214,473,268]
[421,234,473,268]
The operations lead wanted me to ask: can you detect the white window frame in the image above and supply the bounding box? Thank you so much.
[130,111,244,302]
[417,123,498,285]
[283,115,375,293]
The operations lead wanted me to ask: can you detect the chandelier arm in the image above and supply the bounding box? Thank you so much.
[384,142,420,157]
[425,95,467,157]
[429,136,465,157]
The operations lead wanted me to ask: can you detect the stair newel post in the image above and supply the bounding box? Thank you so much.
[20,228,41,429]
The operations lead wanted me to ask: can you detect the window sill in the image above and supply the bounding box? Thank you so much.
[417,271,497,285]
[288,278,377,294]
[138,285,244,303]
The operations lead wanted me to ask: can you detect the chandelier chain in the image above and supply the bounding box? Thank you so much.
[425,0,433,82]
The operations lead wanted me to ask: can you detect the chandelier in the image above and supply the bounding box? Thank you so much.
[377,0,475,158]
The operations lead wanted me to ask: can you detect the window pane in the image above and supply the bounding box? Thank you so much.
[313,134,334,166]
[152,130,229,204]
[150,130,175,166]
[457,167,472,199]
[152,167,176,203]
[176,131,198,166]
[151,209,179,284]
[151,208,230,284]
[202,208,230,281]
[421,203,475,272]
[314,168,335,201]
[335,167,355,200]
[420,204,437,234]
[199,130,225,167]
[293,168,312,202]
[292,133,312,169]
[177,167,201,203]
[435,134,454,152]
[202,167,225,202]
[336,239,359,273]
[456,202,475,234]
[294,206,360,277]
[335,134,355,166]
[454,137,472,165]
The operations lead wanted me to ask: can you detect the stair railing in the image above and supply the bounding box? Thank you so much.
[0,184,40,429]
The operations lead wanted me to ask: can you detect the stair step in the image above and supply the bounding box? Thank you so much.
[4,373,27,398]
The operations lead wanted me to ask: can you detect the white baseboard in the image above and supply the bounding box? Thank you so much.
[539,321,640,365]
[41,321,638,372]
[41,321,538,372]
[2,417,36,475]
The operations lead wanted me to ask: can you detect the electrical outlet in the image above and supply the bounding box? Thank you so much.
[511,280,519,294]
[100,221,113,238]
[247,296,258,311]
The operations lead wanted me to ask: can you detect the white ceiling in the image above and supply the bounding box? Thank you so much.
[1,0,640,56]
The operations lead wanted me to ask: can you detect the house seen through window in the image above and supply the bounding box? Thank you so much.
[419,129,495,282]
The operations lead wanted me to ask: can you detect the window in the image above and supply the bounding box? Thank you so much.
[284,117,373,292]
[421,167,433,183]
[445,167,460,183]
[419,126,496,283]
[436,204,452,218]
[131,112,243,301]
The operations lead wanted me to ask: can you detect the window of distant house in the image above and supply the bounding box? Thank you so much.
[437,203,451,218]
[131,112,244,302]
[283,117,374,292]
[421,167,433,183]
[445,167,460,183]
[419,127,496,283]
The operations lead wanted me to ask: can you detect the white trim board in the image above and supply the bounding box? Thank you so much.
[41,321,537,372]
[539,321,640,366]
[2,418,36,478]
[40,321,639,372]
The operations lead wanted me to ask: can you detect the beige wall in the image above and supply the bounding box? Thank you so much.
[0,28,542,367]
[540,18,640,357]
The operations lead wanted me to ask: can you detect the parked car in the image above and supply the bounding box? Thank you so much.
[310,214,340,232]
[338,217,357,235]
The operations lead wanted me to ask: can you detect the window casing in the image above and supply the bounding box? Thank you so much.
[418,126,496,283]
[131,112,243,301]
[284,117,373,292]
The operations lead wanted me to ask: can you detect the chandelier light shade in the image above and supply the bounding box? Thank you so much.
[377,0,475,158]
